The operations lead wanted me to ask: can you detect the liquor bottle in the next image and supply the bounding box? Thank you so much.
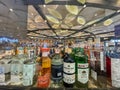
[37,57,51,88]
[51,48,63,88]
[75,48,89,88]
[63,53,75,88]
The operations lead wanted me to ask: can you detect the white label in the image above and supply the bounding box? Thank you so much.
[23,76,31,86]
[55,48,60,53]
[91,69,97,81]
[42,52,49,57]
[18,47,24,55]
[11,75,21,82]
[0,74,5,82]
[63,62,75,73]
[77,63,88,68]
[57,72,62,77]
[77,68,89,84]
[111,58,120,87]
[5,50,12,56]
[63,73,75,84]
[100,52,104,70]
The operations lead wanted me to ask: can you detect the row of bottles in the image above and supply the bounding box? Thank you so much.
[0,40,109,88]
[48,47,89,88]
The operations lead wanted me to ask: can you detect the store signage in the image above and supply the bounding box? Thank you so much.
[115,24,120,37]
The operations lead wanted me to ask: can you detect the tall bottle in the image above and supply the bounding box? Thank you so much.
[75,48,89,88]
[37,43,51,88]
[63,53,75,88]
[51,48,63,88]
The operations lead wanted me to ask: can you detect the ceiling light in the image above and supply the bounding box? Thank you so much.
[45,0,53,4]
[83,4,86,8]
[17,27,19,29]
[93,24,96,27]
[77,0,86,4]
[77,16,86,25]
[0,19,2,22]
[103,19,113,26]
[95,13,98,16]
[43,5,46,7]
[31,13,34,16]
[9,8,13,12]
[117,10,120,13]
[45,20,47,22]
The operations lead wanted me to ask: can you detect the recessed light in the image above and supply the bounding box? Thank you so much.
[117,10,120,13]
[93,24,96,26]
[103,19,113,26]
[9,8,13,12]
[95,13,98,16]
[83,4,86,8]
[0,19,2,22]
[31,13,34,16]
[17,27,19,29]
[43,5,46,7]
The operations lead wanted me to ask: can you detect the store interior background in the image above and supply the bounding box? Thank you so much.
[0,0,120,89]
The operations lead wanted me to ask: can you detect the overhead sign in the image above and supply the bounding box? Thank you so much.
[115,24,120,37]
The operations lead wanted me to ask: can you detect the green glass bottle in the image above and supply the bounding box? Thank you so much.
[75,48,89,88]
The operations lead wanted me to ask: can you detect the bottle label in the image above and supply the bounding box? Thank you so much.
[18,47,24,55]
[77,63,89,84]
[111,58,120,87]
[63,62,75,73]
[51,65,63,80]
[0,74,5,82]
[100,52,104,70]
[63,73,75,84]
[23,76,30,86]
[42,52,49,57]
[91,69,97,81]
[77,68,89,84]
[77,63,88,68]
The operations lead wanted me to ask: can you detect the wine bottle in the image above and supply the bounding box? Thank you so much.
[63,53,75,88]
[75,48,89,88]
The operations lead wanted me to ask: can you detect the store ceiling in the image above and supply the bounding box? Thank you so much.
[0,0,120,40]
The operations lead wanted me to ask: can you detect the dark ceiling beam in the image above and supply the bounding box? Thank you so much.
[95,31,114,35]
[25,0,120,10]
[33,32,56,38]
[33,5,59,37]
[66,11,120,37]
[27,28,51,33]
[61,28,95,36]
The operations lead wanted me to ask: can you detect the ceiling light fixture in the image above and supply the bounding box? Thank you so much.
[17,27,19,29]
[31,13,34,16]
[103,19,113,26]
[45,20,47,22]
[43,5,46,7]
[95,13,98,16]
[77,0,86,4]
[117,10,120,13]
[93,24,96,27]
[9,8,13,12]
[83,4,86,8]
